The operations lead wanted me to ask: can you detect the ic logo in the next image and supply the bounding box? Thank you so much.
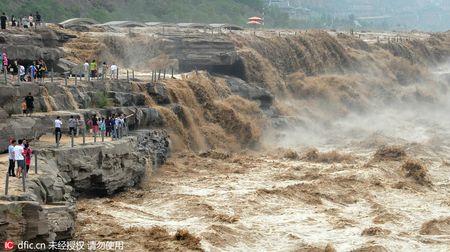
[4,240,15,250]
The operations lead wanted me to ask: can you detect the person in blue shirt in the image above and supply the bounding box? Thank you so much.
[8,139,16,177]
[29,63,37,81]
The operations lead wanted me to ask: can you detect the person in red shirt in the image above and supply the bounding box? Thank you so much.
[22,143,32,174]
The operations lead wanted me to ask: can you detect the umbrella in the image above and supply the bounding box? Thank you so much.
[248,16,263,21]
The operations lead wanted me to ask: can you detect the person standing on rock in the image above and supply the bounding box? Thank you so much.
[91,115,99,136]
[54,116,63,144]
[105,116,111,137]
[100,117,106,136]
[25,92,34,116]
[68,115,77,136]
[21,99,27,115]
[8,139,16,177]
[19,63,25,81]
[28,14,33,27]
[110,63,118,80]
[11,15,16,27]
[2,48,8,74]
[23,143,32,174]
[110,115,115,138]
[99,62,107,79]
[83,60,90,80]
[1,13,7,30]
[90,60,97,78]
[35,12,41,26]
[29,62,37,82]
[77,115,84,136]
[14,139,25,179]
[22,16,29,28]
[8,60,17,81]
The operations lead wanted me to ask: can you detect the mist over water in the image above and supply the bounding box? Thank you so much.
[267,61,450,149]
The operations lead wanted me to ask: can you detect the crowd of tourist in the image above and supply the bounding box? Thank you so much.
[0,11,43,30]
[54,113,131,144]
[0,46,48,82]
[7,138,32,178]
[82,59,118,80]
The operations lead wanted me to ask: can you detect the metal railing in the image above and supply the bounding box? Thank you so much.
[3,65,177,86]
[55,123,130,148]
[4,123,130,195]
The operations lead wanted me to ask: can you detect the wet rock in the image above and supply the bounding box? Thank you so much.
[171,36,238,72]
[0,201,75,243]
[171,103,188,126]
[44,204,75,241]
[224,76,273,109]
[107,91,146,107]
[134,129,170,167]
[2,28,64,66]
[37,138,146,196]
[55,58,78,75]
[146,82,171,105]
[0,201,44,243]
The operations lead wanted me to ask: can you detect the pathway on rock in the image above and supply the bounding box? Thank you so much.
[0,134,114,198]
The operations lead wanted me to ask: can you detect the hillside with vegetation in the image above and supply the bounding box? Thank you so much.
[0,0,289,27]
[1,1,448,32]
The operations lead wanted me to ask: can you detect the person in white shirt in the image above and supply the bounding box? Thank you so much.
[8,139,16,177]
[110,63,118,80]
[19,64,25,81]
[83,60,90,80]
[55,116,63,144]
[14,139,25,178]
[28,14,33,27]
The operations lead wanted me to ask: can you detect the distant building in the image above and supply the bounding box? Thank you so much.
[267,0,291,9]
[266,0,311,19]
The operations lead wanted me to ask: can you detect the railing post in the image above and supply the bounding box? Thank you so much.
[116,67,119,79]
[171,67,174,78]
[82,127,86,145]
[75,74,78,86]
[3,68,7,84]
[132,70,135,80]
[64,74,68,86]
[127,70,129,83]
[51,68,54,83]
[101,130,104,142]
[71,131,74,147]
[34,150,38,174]
[94,132,97,143]
[4,172,9,195]
[22,169,26,192]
